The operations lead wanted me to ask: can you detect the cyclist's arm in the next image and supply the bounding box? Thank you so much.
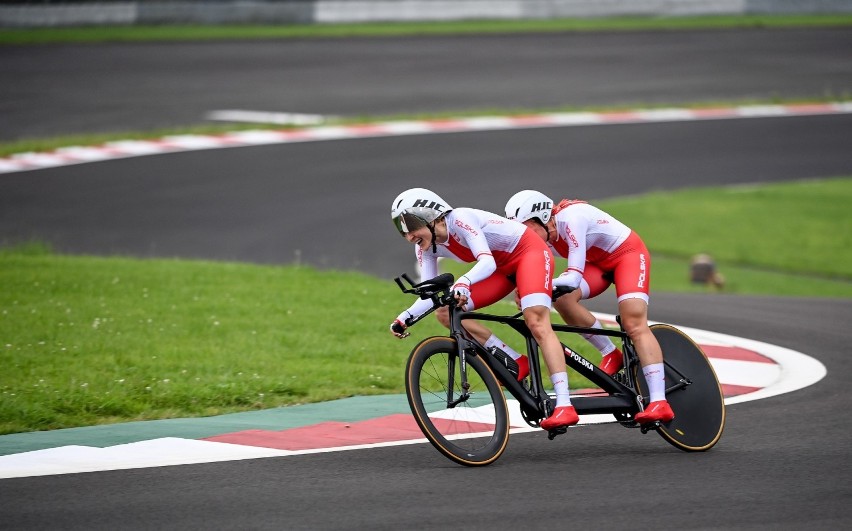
[554,214,589,289]
[457,253,496,287]
[396,245,441,323]
[453,210,497,287]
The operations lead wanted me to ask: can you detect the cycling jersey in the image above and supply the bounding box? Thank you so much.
[397,208,554,322]
[550,200,650,303]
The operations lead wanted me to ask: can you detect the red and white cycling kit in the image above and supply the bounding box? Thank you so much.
[549,200,651,304]
[396,208,555,323]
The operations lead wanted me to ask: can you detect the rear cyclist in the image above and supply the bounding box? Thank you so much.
[504,190,674,424]
[389,188,580,430]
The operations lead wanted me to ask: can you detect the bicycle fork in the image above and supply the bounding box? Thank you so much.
[444,336,476,408]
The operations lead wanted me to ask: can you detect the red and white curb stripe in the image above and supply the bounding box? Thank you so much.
[0,320,826,478]
[2,102,851,176]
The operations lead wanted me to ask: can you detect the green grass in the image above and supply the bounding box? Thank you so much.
[3,15,852,45]
[600,179,852,281]
[1,178,850,434]
[0,248,429,434]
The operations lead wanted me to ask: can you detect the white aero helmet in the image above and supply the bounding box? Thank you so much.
[504,189,554,225]
[391,188,452,235]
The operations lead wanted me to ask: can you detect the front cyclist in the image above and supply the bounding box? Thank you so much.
[505,190,674,424]
[389,188,579,431]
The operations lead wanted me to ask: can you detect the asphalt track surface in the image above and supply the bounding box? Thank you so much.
[1,28,851,529]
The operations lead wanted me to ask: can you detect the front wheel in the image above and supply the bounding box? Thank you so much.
[405,337,510,466]
[637,324,726,451]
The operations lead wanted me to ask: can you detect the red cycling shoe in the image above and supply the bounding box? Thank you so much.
[634,400,675,424]
[600,349,624,376]
[540,406,579,431]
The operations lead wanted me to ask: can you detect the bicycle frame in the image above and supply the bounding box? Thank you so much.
[454,309,644,423]
[395,272,691,426]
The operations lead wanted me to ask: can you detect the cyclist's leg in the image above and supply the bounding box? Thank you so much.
[514,240,579,428]
[435,275,529,377]
[608,232,660,367]
[619,297,673,422]
[552,262,622,372]
[618,297,662,366]
[435,305,491,343]
[609,237,672,421]
[512,240,565,380]
[610,239,662,368]
[522,305,565,377]
[434,274,511,343]
[553,264,620,352]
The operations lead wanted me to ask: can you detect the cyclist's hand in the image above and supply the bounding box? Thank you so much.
[451,281,471,310]
[513,289,522,310]
[553,271,581,291]
[390,319,410,339]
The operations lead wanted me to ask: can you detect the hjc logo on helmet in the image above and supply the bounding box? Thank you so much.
[413,199,445,211]
[530,201,552,213]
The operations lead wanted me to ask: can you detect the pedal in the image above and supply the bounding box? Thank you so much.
[639,421,661,434]
[547,427,567,440]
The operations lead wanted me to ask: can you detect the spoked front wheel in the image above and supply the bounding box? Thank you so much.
[638,324,726,451]
[405,337,510,466]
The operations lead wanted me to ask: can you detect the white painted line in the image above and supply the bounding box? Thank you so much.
[54,146,123,161]
[206,110,332,126]
[302,125,356,139]
[0,438,292,479]
[636,108,696,121]
[103,140,173,154]
[377,121,436,134]
[160,135,234,149]
[544,112,603,125]
[737,104,790,117]
[458,116,516,129]
[9,152,72,169]
[222,130,293,144]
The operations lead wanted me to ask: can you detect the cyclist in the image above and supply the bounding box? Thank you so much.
[390,188,580,430]
[504,190,674,424]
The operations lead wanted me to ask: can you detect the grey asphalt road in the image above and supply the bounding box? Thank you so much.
[0,27,850,530]
[1,27,851,142]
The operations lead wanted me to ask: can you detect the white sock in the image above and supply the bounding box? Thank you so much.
[550,372,572,407]
[581,319,617,356]
[643,363,666,402]
[485,334,523,361]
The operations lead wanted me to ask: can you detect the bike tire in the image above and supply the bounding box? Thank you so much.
[636,324,726,451]
[405,336,510,467]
